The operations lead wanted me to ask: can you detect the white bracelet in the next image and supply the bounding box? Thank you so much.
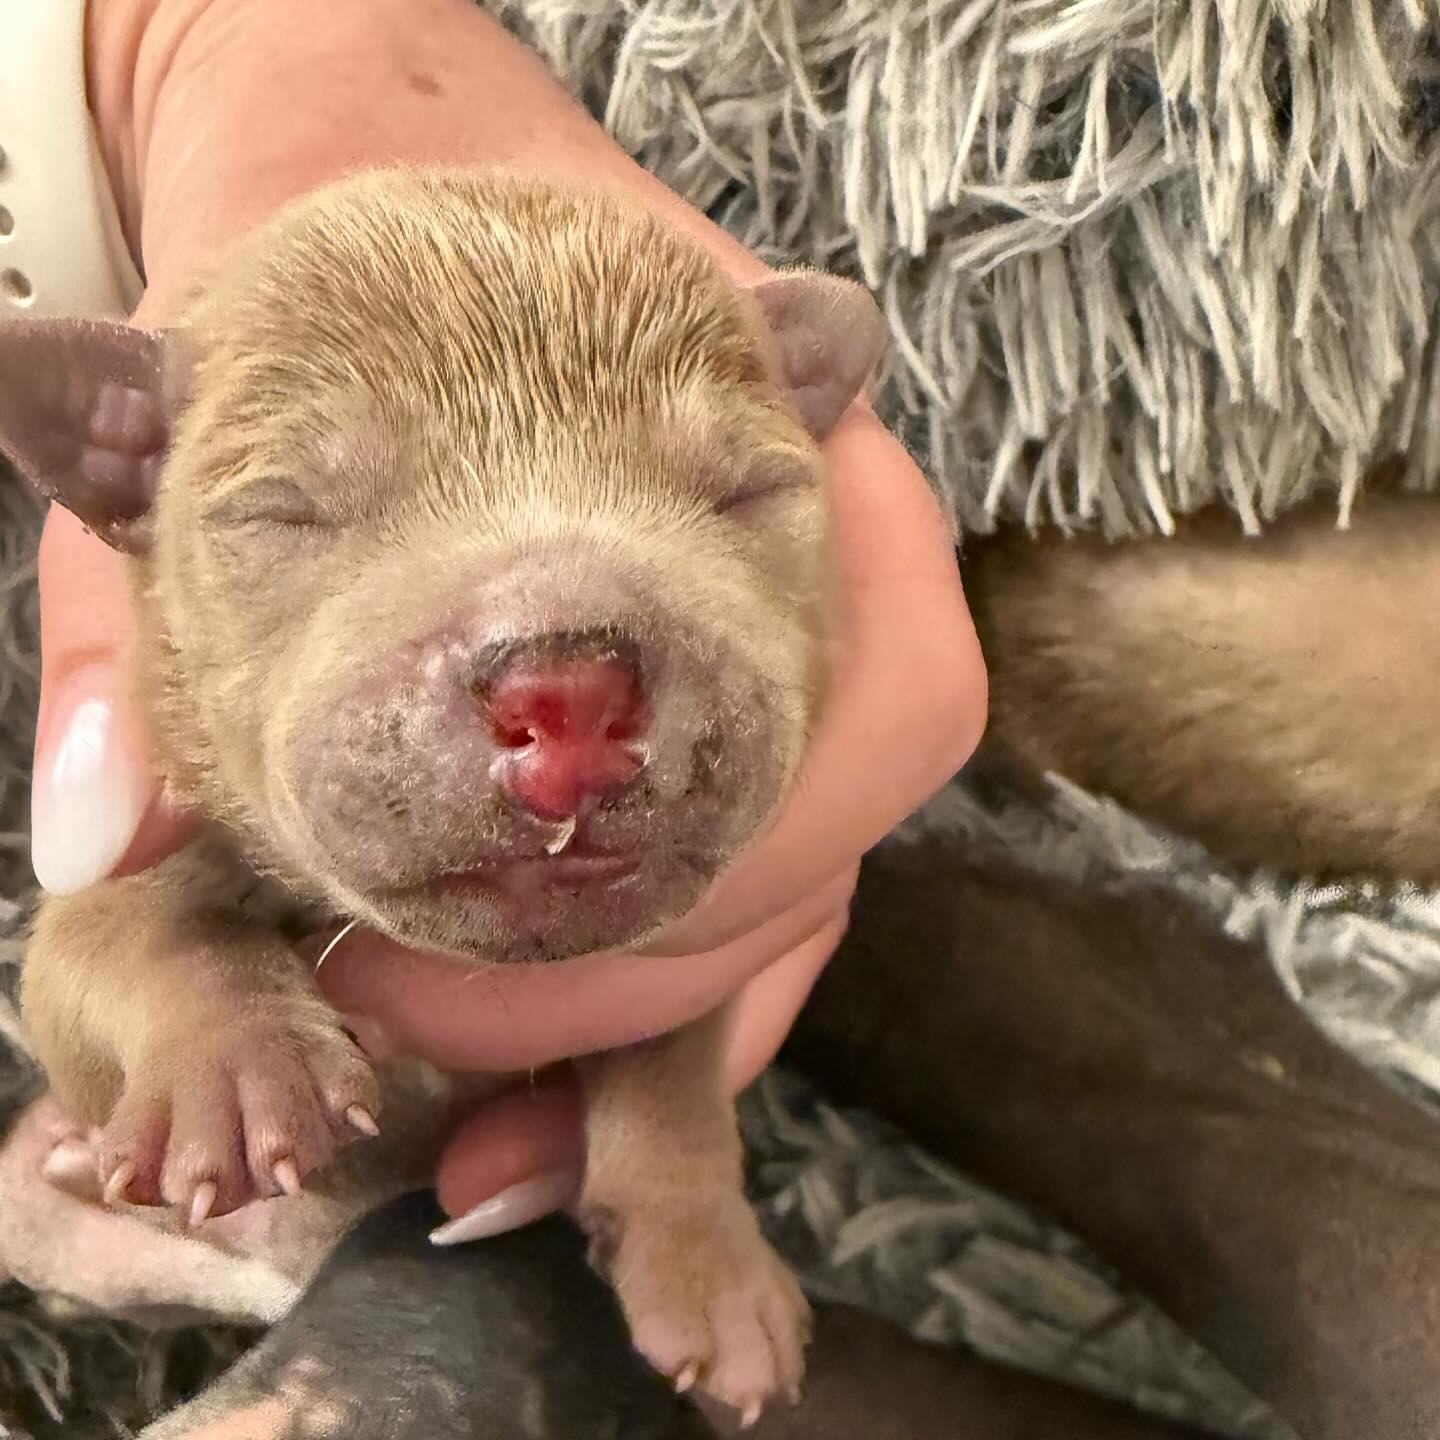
[0,0,144,320]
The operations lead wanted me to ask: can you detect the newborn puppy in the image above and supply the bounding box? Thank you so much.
[137,1198,699,1440]
[0,166,886,1423]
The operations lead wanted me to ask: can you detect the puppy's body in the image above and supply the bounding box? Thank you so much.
[966,484,1440,884]
[3,168,887,1424]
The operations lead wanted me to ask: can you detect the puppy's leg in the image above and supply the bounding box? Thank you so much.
[579,1009,811,1426]
[21,844,378,1222]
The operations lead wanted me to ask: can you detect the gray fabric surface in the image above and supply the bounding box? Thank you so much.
[741,1068,1287,1439]
[493,0,1440,539]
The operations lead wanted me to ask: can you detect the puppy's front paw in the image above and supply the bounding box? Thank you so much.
[587,1194,810,1427]
[99,1001,380,1224]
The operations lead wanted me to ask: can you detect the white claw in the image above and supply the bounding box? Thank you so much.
[189,1181,218,1229]
[740,1402,762,1429]
[346,1104,380,1137]
[273,1157,302,1197]
[103,1162,136,1209]
[674,1364,699,1395]
[544,816,578,856]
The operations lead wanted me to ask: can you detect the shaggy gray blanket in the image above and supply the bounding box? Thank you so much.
[497,0,1440,538]
[6,0,1440,1434]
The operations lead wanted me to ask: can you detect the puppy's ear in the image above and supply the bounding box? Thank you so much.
[0,319,190,553]
[746,272,889,441]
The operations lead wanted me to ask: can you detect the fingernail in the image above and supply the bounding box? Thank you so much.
[31,666,150,894]
[429,1169,580,1247]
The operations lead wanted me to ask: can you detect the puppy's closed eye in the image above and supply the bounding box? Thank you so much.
[713,464,814,518]
[203,478,330,531]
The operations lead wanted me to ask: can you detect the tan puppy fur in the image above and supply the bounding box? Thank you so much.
[1,167,888,1422]
[965,480,1440,884]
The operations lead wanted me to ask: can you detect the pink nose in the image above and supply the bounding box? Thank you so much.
[486,656,649,820]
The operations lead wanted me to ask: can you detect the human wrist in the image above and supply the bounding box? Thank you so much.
[86,0,766,325]
[84,0,168,270]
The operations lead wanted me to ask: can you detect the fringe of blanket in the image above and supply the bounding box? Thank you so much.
[0,475,39,977]
[742,1068,1288,1440]
[491,0,1440,539]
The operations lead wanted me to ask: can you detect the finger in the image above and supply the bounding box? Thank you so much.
[315,870,856,1074]
[644,409,986,957]
[32,507,195,891]
[112,794,203,878]
[433,1071,584,1224]
[724,900,850,1093]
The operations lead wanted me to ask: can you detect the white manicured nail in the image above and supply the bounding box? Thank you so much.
[429,1169,579,1246]
[31,669,149,894]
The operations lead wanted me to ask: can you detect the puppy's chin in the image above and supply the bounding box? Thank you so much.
[347,853,720,964]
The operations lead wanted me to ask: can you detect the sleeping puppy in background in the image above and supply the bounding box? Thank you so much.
[963,481,1440,886]
[0,166,886,1427]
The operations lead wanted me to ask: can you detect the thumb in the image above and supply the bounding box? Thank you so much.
[32,505,195,892]
[429,1071,586,1244]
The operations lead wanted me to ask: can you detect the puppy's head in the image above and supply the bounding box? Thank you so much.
[0,169,887,961]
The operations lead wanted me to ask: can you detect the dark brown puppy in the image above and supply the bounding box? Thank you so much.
[134,1198,696,1440]
[0,166,888,1423]
[791,821,1440,1440]
[732,1306,1223,1440]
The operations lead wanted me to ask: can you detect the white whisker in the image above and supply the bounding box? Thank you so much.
[313,917,360,977]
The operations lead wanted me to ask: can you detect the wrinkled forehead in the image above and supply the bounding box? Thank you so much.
[173,351,794,530]
[180,258,797,469]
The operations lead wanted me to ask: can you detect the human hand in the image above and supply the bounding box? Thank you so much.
[35,0,985,1229]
